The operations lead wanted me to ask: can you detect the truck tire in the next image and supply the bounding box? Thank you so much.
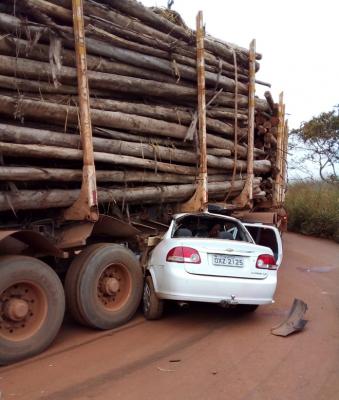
[143,276,164,320]
[0,256,65,365]
[65,243,143,330]
[64,244,109,326]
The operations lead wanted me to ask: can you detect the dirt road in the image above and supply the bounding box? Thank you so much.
[0,233,338,400]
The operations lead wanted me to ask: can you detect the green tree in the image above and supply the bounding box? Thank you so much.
[291,110,339,182]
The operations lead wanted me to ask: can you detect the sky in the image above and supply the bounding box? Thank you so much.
[140,0,339,179]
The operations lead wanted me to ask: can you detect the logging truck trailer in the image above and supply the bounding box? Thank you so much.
[0,3,288,365]
[0,0,146,365]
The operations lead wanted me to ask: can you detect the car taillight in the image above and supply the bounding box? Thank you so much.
[256,254,277,270]
[166,247,201,264]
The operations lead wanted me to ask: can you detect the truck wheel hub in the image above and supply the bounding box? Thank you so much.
[4,298,29,321]
[103,277,120,295]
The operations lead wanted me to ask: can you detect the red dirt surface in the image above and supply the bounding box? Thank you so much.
[1,232,338,400]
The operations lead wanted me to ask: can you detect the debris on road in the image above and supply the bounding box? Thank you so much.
[271,298,308,337]
[157,367,176,373]
[297,266,336,273]
[169,359,181,363]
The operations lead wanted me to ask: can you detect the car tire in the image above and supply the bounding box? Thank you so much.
[143,276,164,320]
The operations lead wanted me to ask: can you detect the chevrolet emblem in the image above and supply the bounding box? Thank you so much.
[225,248,234,252]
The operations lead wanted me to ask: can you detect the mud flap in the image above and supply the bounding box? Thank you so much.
[271,298,308,337]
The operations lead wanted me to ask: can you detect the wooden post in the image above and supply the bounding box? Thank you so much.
[63,0,99,222]
[234,39,256,208]
[179,11,208,212]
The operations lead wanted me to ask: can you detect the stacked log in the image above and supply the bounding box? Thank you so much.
[0,0,279,221]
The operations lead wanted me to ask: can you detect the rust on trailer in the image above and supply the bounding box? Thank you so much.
[0,230,66,257]
[64,0,98,222]
[55,222,94,249]
[281,119,289,203]
[179,11,207,213]
[234,39,256,208]
[273,92,285,206]
[233,211,277,225]
[56,214,140,250]
[92,215,140,238]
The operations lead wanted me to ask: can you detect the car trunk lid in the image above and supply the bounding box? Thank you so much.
[176,238,269,279]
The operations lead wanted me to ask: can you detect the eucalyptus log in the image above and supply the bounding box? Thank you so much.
[208,148,232,157]
[0,123,236,168]
[10,91,235,135]
[11,16,246,94]
[0,167,195,184]
[93,127,190,149]
[264,91,276,114]
[206,108,248,120]
[0,166,255,186]
[39,96,235,136]
[92,127,246,156]
[208,174,248,182]
[0,55,269,111]
[49,0,257,66]
[86,24,250,81]
[19,0,73,23]
[0,74,79,95]
[84,14,250,76]
[6,4,242,93]
[0,55,196,100]
[0,142,198,175]
[0,11,250,79]
[88,98,235,136]
[0,139,270,174]
[0,125,269,172]
[65,34,248,94]
[0,36,182,84]
[0,12,47,38]
[0,96,248,155]
[74,37,248,93]
[0,180,251,212]
[86,24,213,74]
[0,123,197,163]
[99,0,260,64]
[0,94,191,138]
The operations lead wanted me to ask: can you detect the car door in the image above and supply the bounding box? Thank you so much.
[243,223,283,267]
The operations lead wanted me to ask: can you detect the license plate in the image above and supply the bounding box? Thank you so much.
[213,254,244,267]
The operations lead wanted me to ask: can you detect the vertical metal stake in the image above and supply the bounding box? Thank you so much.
[64,0,98,221]
[274,92,285,207]
[179,11,207,213]
[281,119,289,203]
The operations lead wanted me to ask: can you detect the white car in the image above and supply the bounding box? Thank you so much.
[143,212,282,319]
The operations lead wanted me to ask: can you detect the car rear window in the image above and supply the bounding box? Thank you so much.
[246,226,279,261]
[172,215,252,242]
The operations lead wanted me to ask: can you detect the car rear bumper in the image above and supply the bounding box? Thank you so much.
[149,265,277,305]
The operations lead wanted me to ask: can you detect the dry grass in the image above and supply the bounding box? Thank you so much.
[286,181,339,242]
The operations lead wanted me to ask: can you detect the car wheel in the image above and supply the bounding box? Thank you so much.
[143,276,164,320]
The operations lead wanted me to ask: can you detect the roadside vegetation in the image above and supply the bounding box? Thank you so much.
[286,181,339,242]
